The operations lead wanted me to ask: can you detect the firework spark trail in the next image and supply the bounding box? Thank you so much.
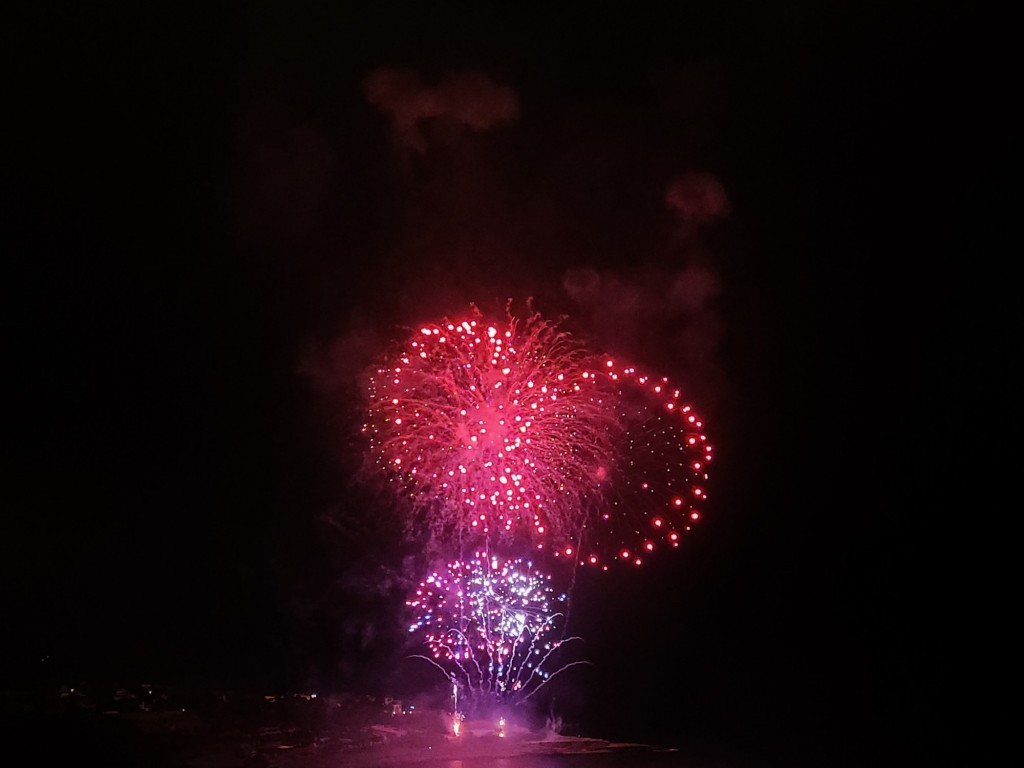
[362,304,712,569]
[405,554,583,707]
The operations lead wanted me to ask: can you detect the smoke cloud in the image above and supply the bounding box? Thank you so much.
[363,68,520,152]
[562,172,731,415]
[665,171,731,223]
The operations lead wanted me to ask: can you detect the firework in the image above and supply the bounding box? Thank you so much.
[405,553,586,708]
[362,305,620,554]
[361,304,712,568]
[576,360,713,569]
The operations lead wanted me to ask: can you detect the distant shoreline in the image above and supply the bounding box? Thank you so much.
[1,690,676,767]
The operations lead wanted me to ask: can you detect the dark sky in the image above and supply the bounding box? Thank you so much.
[3,1,980,763]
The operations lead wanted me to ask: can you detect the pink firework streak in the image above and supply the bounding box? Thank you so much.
[362,306,712,567]
[405,553,586,705]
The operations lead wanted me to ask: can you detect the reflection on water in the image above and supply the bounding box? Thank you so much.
[412,751,702,768]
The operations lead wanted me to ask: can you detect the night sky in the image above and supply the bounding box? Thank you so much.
[3,2,978,764]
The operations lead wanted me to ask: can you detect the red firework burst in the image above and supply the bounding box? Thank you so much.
[575,360,712,569]
[361,304,712,568]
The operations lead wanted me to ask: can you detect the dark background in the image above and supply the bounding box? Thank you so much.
[3,1,986,764]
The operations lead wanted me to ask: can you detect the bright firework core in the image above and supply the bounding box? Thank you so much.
[362,306,712,569]
[405,553,585,711]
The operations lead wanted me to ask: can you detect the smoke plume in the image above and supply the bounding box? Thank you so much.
[363,68,520,152]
